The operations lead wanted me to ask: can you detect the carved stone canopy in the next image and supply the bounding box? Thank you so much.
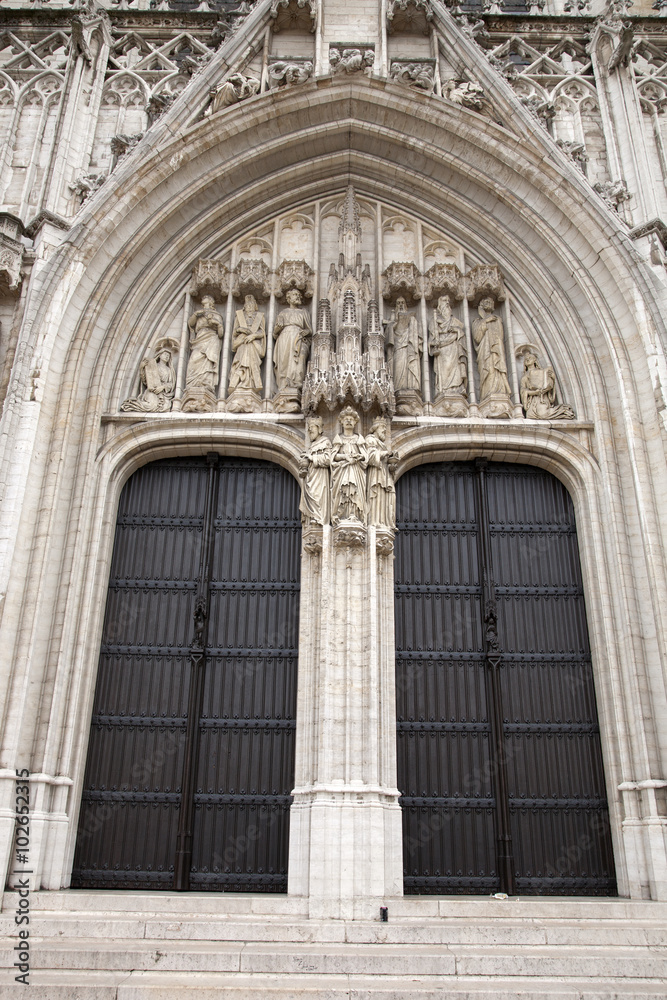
[466,263,506,306]
[382,262,422,302]
[277,259,315,299]
[387,0,434,35]
[270,0,317,33]
[423,262,465,303]
[190,259,230,301]
[233,258,272,301]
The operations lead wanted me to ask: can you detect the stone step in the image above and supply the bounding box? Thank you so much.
[1,971,667,1000]
[2,938,666,978]
[14,891,666,922]
[2,912,664,947]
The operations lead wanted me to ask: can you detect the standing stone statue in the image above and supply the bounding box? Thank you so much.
[365,417,397,530]
[273,288,312,412]
[331,406,368,524]
[471,297,512,418]
[429,294,467,416]
[121,345,176,413]
[227,294,266,412]
[520,352,575,420]
[298,416,332,527]
[384,296,423,415]
[183,295,224,411]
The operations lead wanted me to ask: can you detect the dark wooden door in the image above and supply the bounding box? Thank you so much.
[395,461,616,896]
[72,456,300,892]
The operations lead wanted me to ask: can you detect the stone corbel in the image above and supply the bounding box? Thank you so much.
[276,259,315,299]
[233,258,272,301]
[389,59,435,94]
[190,259,230,301]
[329,45,375,76]
[0,214,25,294]
[445,79,486,112]
[423,262,465,303]
[466,263,506,306]
[268,59,314,88]
[333,519,367,548]
[629,218,667,264]
[382,262,422,303]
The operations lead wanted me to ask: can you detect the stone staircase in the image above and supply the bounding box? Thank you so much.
[0,892,666,998]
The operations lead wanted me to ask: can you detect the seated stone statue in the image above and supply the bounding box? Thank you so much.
[121,347,175,413]
[520,353,575,420]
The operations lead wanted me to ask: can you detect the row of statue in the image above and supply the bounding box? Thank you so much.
[299,409,397,532]
[122,291,573,421]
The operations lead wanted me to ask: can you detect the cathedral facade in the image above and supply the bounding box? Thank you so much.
[1,0,667,992]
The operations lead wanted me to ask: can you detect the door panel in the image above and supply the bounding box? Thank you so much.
[72,457,300,892]
[396,461,616,896]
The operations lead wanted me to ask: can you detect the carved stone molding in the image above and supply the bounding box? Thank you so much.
[389,60,435,93]
[268,59,314,89]
[233,258,272,301]
[276,259,315,299]
[329,45,375,75]
[466,264,506,305]
[382,262,422,302]
[386,0,434,35]
[191,259,230,301]
[423,263,465,302]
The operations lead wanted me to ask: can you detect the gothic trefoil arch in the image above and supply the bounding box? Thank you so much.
[0,0,666,928]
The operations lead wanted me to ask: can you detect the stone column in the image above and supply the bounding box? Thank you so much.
[288,524,403,918]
